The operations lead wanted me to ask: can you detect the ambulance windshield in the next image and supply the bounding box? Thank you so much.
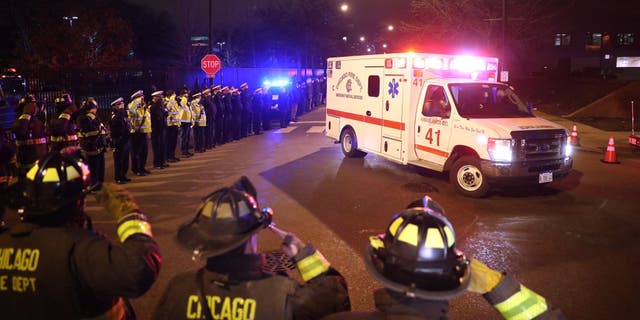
[449,83,533,119]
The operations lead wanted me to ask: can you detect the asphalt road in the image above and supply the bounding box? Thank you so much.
[8,106,640,319]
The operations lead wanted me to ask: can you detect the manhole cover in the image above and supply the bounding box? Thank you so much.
[263,250,296,273]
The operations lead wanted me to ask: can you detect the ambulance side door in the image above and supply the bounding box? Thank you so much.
[414,84,453,165]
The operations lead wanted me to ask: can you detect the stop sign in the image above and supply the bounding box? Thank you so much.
[201,54,221,75]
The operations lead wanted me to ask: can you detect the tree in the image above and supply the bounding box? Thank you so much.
[399,0,576,70]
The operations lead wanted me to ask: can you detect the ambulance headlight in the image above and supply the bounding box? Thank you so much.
[487,138,513,162]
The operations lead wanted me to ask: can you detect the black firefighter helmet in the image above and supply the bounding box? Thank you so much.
[364,196,470,300]
[177,176,272,259]
[20,147,94,216]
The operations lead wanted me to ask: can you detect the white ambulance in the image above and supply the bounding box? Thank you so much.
[325,53,573,197]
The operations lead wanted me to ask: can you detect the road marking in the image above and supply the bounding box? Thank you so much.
[306,126,325,133]
[273,127,297,134]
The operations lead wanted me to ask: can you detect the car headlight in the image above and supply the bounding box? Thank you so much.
[565,136,573,157]
[487,138,513,162]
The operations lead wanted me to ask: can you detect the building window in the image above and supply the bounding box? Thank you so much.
[585,32,602,51]
[554,33,571,46]
[617,33,635,46]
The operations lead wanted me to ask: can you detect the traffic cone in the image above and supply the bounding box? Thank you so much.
[601,135,620,164]
[569,124,580,146]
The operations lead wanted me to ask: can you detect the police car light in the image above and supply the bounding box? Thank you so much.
[449,56,487,73]
[263,78,291,87]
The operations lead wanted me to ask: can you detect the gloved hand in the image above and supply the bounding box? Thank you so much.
[280,232,306,259]
[467,258,505,294]
[94,182,140,221]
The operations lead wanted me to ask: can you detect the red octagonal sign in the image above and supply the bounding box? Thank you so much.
[201,54,221,75]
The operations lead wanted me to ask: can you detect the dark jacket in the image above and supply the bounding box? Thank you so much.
[109,109,132,148]
[49,112,78,151]
[153,253,350,320]
[77,112,107,156]
[11,113,48,168]
[0,222,161,319]
[150,100,167,132]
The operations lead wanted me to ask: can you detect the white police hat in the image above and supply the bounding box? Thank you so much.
[240,82,248,89]
[192,92,202,98]
[202,89,211,95]
[151,90,164,97]
[110,97,124,106]
[130,90,144,99]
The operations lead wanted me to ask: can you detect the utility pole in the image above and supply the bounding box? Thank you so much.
[209,0,213,86]
[502,0,507,75]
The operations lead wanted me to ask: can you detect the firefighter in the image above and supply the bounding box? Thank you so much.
[128,90,151,176]
[178,89,193,157]
[190,92,207,153]
[77,97,108,188]
[49,93,79,152]
[323,196,566,320]
[0,123,16,227]
[164,90,181,163]
[11,94,47,176]
[202,88,216,149]
[150,90,168,169]
[0,148,162,318]
[251,88,263,135]
[109,97,132,184]
[152,176,351,320]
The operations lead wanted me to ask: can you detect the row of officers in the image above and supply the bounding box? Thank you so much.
[6,81,316,187]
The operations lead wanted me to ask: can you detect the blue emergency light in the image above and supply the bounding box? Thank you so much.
[263,78,291,87]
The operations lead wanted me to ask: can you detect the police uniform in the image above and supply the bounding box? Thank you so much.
[202,89,216,149]
[149,91,168,169]
[152,177,350,320]
[11,96,47,175]
[213,87,225,145]
[109,97,132,184]
[77,101,107,187]
[178,91,193,157]
[190,93,207,153]
[0,152,162,319]
[164,92,181,162]
[128,90,151,176]
[251,88,263,135]
[240,83,252,137]
[231,89,243,141]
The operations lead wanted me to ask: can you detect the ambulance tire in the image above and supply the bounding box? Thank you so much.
[450,156,490,198]
[341,127,367,158]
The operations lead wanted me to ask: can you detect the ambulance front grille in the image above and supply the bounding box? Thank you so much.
[511,130,567,161]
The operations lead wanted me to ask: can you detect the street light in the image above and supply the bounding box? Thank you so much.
[359,36,365,42]
[342,36,348,41]
[62,16,78,27]
[387,25,394,31]
[340,3,349,12]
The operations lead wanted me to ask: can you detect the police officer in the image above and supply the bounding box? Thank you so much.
[49,93,79,152]
[178,89,194,157]
[231,88,243,141]
[202,88,216,149]
[222,87,233,143]
[128,90,151,176]
[77,98,107,188]
[109,97,132,184]
[212,86,225,145]
[251,88,263,135]
[239,82,252,137]
[152,176,351,320]
[323,196,565,320]
[190,92,207,153]
[11,94,47,176]
[150,90,168,169]
[164,90,181,163]
[0,148,162,319]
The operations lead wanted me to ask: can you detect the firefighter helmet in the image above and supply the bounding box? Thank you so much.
[177,177,272,259]
[54,93,74,112]
[365,197,470,300]
[21,148,93,216]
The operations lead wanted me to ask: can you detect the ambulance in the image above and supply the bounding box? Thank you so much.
[325,53,573,197]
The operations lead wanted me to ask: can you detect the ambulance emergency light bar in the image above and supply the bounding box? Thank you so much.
[385,54,498,73]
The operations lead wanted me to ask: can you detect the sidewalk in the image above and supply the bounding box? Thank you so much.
[534,110,638,158]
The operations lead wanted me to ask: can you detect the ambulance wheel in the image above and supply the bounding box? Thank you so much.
[341,128,367,158]
[450,156,490,198]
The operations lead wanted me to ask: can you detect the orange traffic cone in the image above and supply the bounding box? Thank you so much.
[569,124,580,146]
[601,136,620,164]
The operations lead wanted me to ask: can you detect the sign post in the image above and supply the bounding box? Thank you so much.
[201,54,222,80]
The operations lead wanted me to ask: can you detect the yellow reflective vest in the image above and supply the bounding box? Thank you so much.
[128,98,151,133]
[165,96,181,127]
[191,100,206,127]
[178,96,192,124]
